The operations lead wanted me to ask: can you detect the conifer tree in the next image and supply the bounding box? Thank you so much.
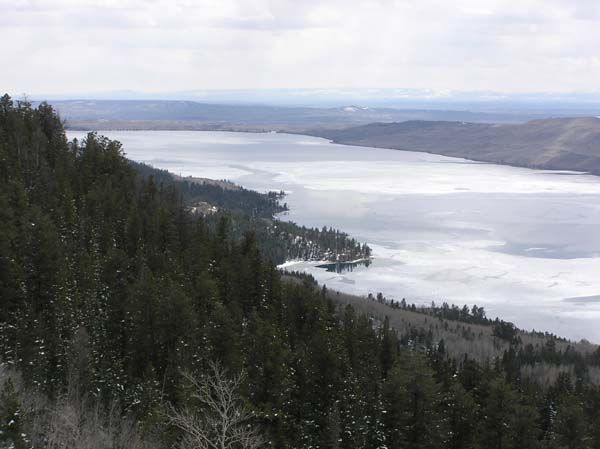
[383,351,447,449]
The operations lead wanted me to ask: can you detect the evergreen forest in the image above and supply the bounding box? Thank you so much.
[2,96,600,449]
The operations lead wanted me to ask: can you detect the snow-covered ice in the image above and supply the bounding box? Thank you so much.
[68,130,600,342]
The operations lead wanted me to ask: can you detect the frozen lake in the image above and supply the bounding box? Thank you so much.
[68,130,600,342]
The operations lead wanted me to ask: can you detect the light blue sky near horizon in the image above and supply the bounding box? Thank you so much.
[2,0,600,97]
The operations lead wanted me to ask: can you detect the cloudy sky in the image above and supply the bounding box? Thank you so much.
[2,0,600,96]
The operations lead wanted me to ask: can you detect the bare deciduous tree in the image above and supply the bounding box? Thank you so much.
[45,395,151,449]
[1,360,155,449]
[168,363,264,449]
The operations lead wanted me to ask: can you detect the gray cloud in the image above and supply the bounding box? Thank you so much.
[1,0,600,95]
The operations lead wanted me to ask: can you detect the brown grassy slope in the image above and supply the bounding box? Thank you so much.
[280,275,597,360]
[312,117,600,174]
[279,274,600,384]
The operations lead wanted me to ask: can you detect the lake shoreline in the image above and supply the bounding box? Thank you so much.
[66,125,599,178]
[66,129,600,342]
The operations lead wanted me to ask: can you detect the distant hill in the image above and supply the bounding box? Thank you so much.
[49,99,600,174]
[44,99,545,130]
[312,117,600,174]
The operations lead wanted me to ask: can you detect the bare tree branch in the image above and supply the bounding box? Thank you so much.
[168,362,265,449]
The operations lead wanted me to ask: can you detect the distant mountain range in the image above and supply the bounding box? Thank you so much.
[48,99,554,131]
[311,117,600,175]
[44,99,600,175]
[33,88,600,113]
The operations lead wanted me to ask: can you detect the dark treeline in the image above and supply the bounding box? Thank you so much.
[1,96,600,449]
[131,159,371,264]
[371,292,570,344]
[370,294,489,326]
[358,291,600,385]
[131,161,286,219]
[237,218,371,264]
[268,221,371,263]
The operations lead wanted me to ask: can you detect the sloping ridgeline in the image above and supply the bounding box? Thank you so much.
[129,158,371,264]
[2,95,600,449]
[312,117,600,175]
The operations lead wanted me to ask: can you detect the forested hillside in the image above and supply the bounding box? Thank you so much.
[329,289,600,384]
[130,160,370,264]
[130,161,287,219]
[2,95,600,449]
